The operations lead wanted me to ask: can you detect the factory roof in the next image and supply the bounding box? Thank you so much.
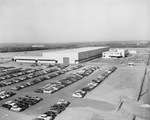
[43,46,108,54]
[14,56,42,59]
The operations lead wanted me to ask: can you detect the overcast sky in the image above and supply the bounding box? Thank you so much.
[0,0,150,43]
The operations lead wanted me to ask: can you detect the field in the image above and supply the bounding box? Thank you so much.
[0,48,150,120]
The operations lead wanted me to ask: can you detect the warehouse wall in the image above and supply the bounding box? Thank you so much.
[37,60,56,63]
[14,47,109,64]
[42,52,78,64]
[78,47,109,63]
[16,59,36,63]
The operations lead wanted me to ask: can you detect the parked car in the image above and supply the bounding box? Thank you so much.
[92,79,102,83]
[72,90,87,98]
[11,86,22,90]
[32,118,44,120]
[87,82,99,87]
[2,104,12,110]
[34,89,43,93]
[37,114,54,120]
[56,99,70,107]
[43,88,56,94]
[10,105,28,112]
[81,86,93,92]
[49,104,65,115]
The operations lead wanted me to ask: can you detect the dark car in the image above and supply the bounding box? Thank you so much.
[59,79,72,86]
[68,78,77,82]
[40,77,47,81]
[32,118,44,120]
[32,96,43,101]
[92,79,102,83]
[48,74,57,78]
[81,87,92,92]
[2,104,12,110]
[44,111,56,117]
[0,83,6,87]
[34,89,43,93]
[7,91,16,96]
[49,104,65,115]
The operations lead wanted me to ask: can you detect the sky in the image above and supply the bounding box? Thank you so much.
[0,0,150,43]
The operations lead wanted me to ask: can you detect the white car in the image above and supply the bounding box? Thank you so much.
[72,90,87,98]
[43,88,56,94]
[10,106,22,112]
[0,95,6,99]
[97,75,105,80]
[87,82,98,87]
[38,114,53,120]
[57,99,70,106]
[43,84,52,88]
[106,70,112,74]
[51,86,59,91]
[5,100,13,105]
[43,90,53,94]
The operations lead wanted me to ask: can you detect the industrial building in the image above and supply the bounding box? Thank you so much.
[14,47,109,64]
[102,48,128,58]
[13,56,57,63]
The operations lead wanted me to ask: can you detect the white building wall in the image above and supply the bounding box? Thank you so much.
[37,61,56,64]
[102,48,127,58]
[14,56,41,60]
[102,52,110,58]
[116,49,125,57]
[42,52,78,64]
[16,59,35,63]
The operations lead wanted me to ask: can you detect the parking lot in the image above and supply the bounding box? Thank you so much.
[0,48,150,120]
[0,62,110,120]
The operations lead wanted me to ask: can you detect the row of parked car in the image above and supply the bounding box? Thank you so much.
[0,64,69,81]
[72,66,117,98]
[0,65,70,87]
[47,64,58,68]
[0,66,15,72]
[130,58,144,61]
[33,99,70,120]
[11,65,84,91]
[2,95,43,112]
[0,67,23,77]
[56,64,69,69]
[34,66,98,94]
[0,68,39,81]
[0,69,43,87]
[76,66,100,77]
[72,79,101,98]
[0,90,16,100]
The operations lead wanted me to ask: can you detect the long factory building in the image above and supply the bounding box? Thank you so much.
[13,47,109,64]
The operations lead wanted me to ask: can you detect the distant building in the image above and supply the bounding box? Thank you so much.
[14,47,109,64]
[128,50,137,54]
[102,48,128,58]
